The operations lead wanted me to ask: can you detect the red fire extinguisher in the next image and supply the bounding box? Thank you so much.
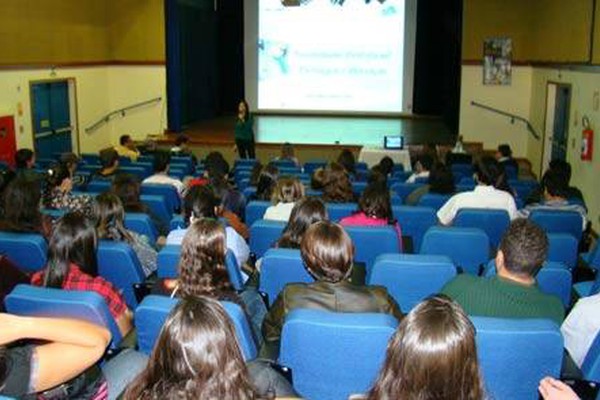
[582,116,594,161]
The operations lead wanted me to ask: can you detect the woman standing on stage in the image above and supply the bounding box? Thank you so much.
[235,100,256,159]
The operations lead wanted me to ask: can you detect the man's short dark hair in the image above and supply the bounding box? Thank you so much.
[15,149,34,169]
[119,135,131,146]
[417,154,433,171]
[543,170,568,199]
[153,151,171,173]
[378,156,394,176]
[99,148,119,169]
[499,219,548,277]
[549,159,572,183]
[498,144,512,158]
[175,134,189,147]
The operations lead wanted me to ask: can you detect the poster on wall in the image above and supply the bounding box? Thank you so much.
[483,38,512,85]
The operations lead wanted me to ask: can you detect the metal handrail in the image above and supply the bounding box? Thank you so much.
[471,101,540,140]
[85,97,162,134]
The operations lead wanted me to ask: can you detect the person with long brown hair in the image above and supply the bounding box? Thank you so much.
[366,295,485,400]
[276,197,328,249]
[321,162,355,203]
[263,177,305,222]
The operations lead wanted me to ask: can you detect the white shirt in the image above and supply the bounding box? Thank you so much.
[166,226,250,268]
[406,171,430,184]
[263,202,296,222]
[143,173,185,196]
[436,185,519,225]
[562,293,600,368]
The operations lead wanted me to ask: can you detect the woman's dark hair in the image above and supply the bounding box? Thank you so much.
[42,162,71,207]
[42,212,98,288]
[123,296,263,400]
[322,162,354,203]
[153,151,171,173]
[249,162,264,187]
[428,162,455,194]
[239,99,251,121]
[378,156,394,176]
[474,156,512,194]
[337,149,356,175]
[367,295,484,400]
[177,219,233,299]
[183,185,218,226]
[0,177,44,233]
[255,164,279,201]
[277,197,328,249]
[99,147,119,169]
[301,221,354,283]
[358,183,393,221]
[205,152,230,176]
[94,192,134,244]
[368,165,388,188]
[498,144,512,158]
[111,173,145,212]
[15,149,34,169]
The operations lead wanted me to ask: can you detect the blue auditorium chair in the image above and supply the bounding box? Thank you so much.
[326,202,357,222]
[5,284,123,349]
[259,248,312,305]
[81,153,100,164]
[390,182,424,203]
[450,163,474,183]
[141,183,181,213]
[368,254,457,312]
[124,213,158,244]
[456,182,476,192]
[392,205,438,252]
[416,193,452,211]
[483,260,572,307]
[303,161,327,175]
[238,178,251,191]
[171,156,194,174]
[279,309,399,400]
[581,331,600,383]
[249,220,286,258]
[0,232,47,272]
[529,209,583,242]
[168,168,185,181]
[582,241,600,269]
[242,186,257,200]
[473,316,563,400]
[574,269,600,298]
[271,159,297,168]
[234,159,258,169]
[130,162,153,176]
[509,179,539,201]
[87,180,111,193]
[119,166,148,180]
[547,233,578,270]
[420,226,490,275]
[169,214,185,230]
[344,226,401,275]
[351,181,367,195]
[453,208,511,249]
[135,295,257,360]
[245,200,271,226]
[278,166,302,175]
[504,164,518,180]
[140,194,172,226]
[97,240,146,307]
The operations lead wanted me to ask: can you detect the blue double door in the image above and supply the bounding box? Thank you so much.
[31,81,74,159]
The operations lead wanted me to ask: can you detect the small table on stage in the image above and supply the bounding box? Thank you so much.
[358,147,412,171]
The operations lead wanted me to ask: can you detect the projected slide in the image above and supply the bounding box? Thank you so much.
[258,0,405,113]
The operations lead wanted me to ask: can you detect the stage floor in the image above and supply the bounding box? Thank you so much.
[178,114,454,146]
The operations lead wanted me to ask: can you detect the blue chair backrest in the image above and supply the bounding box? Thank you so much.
[510,179,539,201]
[124,213,158,244]
[416,193,452,211]
[141,184,181,213]
[97,240,145,307]
[87,179,111,193]
[392,205,438,252]
[583,241,600,269]
[171,156,194,174]
[135,295,257,360]
[483,260,571,307]
[504,165,518,180]
[169,215,185,230]
[245,201,271,226]
[249,220,286,258]
[547,233,578,270]
[259,248,313,306]
[582,330,600,383]
[140,194,172,226]
[303,161,327,175]
[420,226,490,275]
[242,186,257,200]
[270,159,297,168]
[279,309,399,400]
[344,225,401,274]
[5,284,123,349]
[351,181,367,195]
[390,182,424,203]
[326,202,357,222]
[119,166,148,180]
[530,209,583,242]
[234,159,258,168]
[451,163,474,182]
[368,254,457,312]
[0,232,47,272]
[473,316,563,400]
[238,177,251,191]
[453,208,511,249]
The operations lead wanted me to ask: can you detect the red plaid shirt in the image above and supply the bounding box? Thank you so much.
[31,264,127,319]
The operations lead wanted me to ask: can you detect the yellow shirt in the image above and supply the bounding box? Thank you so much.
[114,145,140,161]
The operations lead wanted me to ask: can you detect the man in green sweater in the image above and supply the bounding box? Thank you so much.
[441,218,564,325]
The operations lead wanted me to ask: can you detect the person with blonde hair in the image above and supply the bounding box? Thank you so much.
[263,177,305,222]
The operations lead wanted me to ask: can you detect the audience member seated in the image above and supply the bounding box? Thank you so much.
[94,193,158,277]
[166,185,250,268]
[378,156,395,177]
[170,133,198,166]
[496,143,519,175]
[0,177,52,237]
[276,197,328,249]
[561,292,600,369]
[367,165,388,187]
[187,151,230,188]
[114,134,140,161]
[263,177,305,222]
[363,295,484,400]
[337,149,357,177]
[406,154,433,183]
[526,159,586,208]
[14,148,39,182]
[274,142,300,167]
[322,162,355,203]
[340,183,402,250]
[405,162,456,206]
[0,313,110,399]
[538,377,580,400]
[250,164,279,201]
[43,162,94,217]
[111,173,168,237]
[310,166,326,190]
[437,156,518,225]
[441,219,564,325]
[249,162,264,187]
[452,134,466,154]
[31,212,133,336]
[142,151,185,196]
[93,148,120,181]
[520,170,587,231]
[123,296,295,400]
[261,221,403,359]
